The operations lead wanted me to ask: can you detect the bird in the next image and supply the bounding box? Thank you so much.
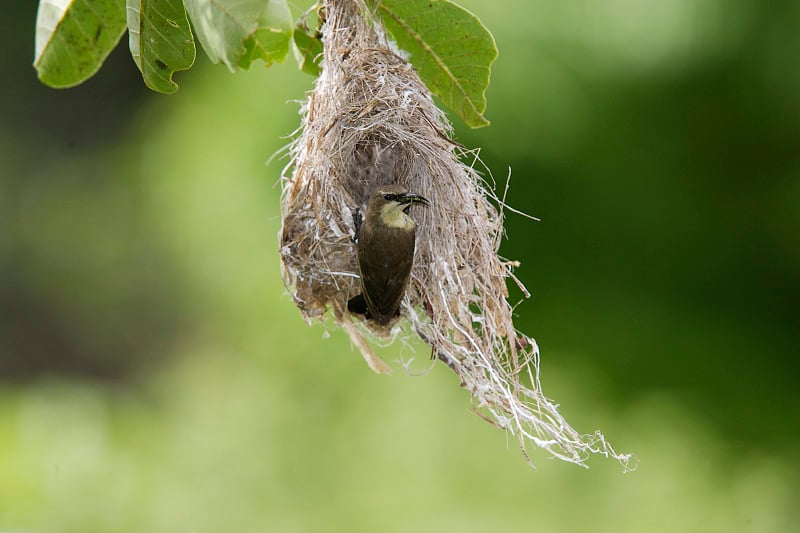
[348,184,429,325]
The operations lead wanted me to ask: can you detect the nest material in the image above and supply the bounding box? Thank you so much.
[280,0,634,469]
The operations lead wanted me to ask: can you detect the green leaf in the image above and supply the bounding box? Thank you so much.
[238,0,292,70]
[183,0,291,72]
[292,6,323,76]
[368,0,497,128]
[34,0,127,88]
[127,0,196,93]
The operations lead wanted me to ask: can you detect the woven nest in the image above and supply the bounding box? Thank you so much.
[280,0,634,469]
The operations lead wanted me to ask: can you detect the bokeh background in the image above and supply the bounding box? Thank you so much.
[2,0,799,531]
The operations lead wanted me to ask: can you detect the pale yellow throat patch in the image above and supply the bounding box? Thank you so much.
[379,202,416,230]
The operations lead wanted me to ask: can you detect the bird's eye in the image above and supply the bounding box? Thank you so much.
[383,193,394,201]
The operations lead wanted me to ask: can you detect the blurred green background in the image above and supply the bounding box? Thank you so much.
[2,0,799,531]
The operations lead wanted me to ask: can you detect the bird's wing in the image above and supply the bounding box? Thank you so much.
[359,229,415,324]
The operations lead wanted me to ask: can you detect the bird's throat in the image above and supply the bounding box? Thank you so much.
[378,203,416,230]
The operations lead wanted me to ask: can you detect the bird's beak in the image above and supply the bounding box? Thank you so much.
[398,192,429,206]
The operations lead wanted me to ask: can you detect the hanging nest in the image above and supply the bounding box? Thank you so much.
[280,0,634,469]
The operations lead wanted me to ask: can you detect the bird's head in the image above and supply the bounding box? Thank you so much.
[368,185,429,229]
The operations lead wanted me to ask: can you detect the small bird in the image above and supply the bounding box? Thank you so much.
[348,184,429,325]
